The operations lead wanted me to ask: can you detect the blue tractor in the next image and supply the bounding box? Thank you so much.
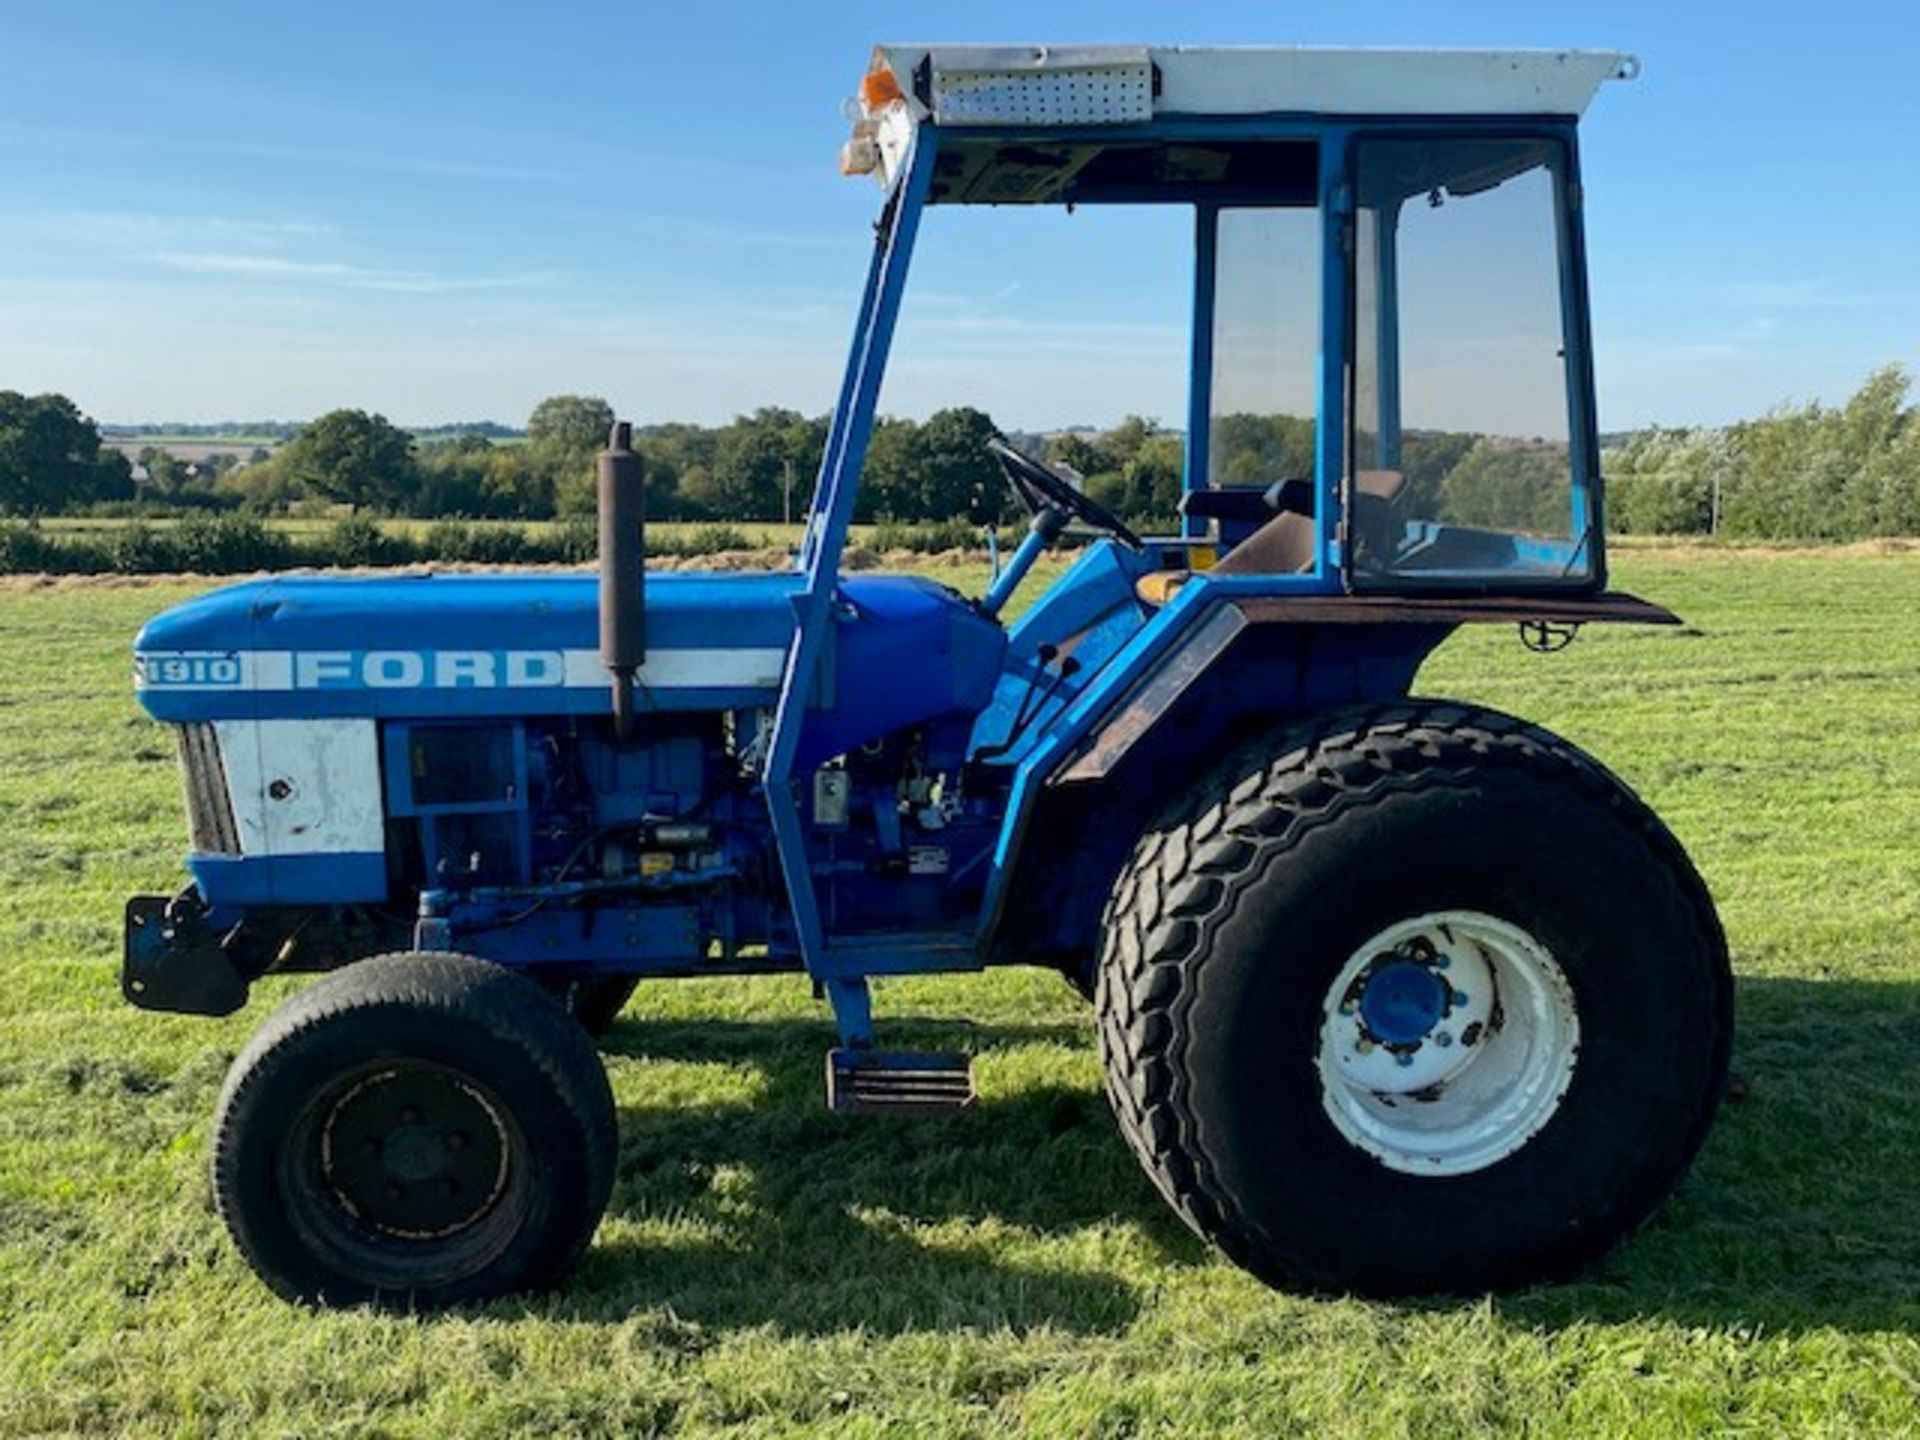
[127,44,1729,1307]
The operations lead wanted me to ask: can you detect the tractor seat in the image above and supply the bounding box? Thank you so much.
[1134,470,1408,605]
[1135,510,1314,605]
[1211,509,1316,575]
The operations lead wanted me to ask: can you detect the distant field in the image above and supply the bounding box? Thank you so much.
[102,435,286,448]
[2,549,1918,1437]
[96,433,534,467]
[36,516,816,548]
[99,438,282,465]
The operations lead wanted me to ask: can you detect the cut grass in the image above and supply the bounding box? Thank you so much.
[2,549,1919,1437]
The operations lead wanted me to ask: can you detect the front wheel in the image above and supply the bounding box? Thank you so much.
[212,951,617,1308]
[1097,702,1731,1295]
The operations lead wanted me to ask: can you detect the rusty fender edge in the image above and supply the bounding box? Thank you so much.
[1051,590,1679,785]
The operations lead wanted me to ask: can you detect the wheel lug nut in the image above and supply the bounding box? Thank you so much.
[1451,991,1469,1008]
[360,1137,381,1156]
[384,1183,403,1201]
[1395,1052,1415,1068]
[397,1107,421,1124]
[1435,1031,1454,1048]
[445,1131,467,1151]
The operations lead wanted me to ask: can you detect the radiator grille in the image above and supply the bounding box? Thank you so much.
[176,723,239,855]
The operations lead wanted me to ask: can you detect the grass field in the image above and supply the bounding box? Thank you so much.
[3,549,1919,1437]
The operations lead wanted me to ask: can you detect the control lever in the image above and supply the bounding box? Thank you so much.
[972,646,1079,762]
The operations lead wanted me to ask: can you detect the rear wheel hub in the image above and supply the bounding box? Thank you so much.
[1317,911,1580,1176]
[1357,958,1449,1046]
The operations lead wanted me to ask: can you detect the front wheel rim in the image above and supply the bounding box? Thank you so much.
[1314,910,1580,1177]
[281,1059,531,1292]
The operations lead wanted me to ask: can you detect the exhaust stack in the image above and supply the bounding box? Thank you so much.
[598,420,645,739]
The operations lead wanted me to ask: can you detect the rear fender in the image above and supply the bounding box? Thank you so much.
[982,588,1677,967]
[984,604,1446,966]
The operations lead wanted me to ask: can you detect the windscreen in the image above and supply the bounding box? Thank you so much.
[871,203,1190,525]
[1350,136,1593,585]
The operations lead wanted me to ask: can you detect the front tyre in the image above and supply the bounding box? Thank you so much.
[1096,702,1730,1296]
[212,952,617,1308]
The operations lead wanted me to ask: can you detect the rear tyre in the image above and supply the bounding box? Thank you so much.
[212,951,617,1309]
[1096,701,1731,1296]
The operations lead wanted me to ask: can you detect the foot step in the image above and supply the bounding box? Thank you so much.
[826,1049,976,1114]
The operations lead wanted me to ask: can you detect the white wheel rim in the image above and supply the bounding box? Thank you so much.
[1314,910,1579,1176]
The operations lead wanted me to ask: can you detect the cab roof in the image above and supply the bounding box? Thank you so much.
[870,44,1638,125]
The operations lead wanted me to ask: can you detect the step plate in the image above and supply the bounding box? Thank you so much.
[826,1049,976,1114]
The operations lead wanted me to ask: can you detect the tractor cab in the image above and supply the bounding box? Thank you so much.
[794,45,1662,916]
[830,44,1633,613]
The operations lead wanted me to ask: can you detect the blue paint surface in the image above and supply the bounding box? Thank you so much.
[1360,959,1448,1046]
[187,851,387,906]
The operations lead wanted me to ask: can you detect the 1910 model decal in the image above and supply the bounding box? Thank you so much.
[135,652,245,688]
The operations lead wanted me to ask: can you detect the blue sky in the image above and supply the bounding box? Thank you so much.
[1,1,1915,431]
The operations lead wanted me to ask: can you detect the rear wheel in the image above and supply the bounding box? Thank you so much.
[212,951,617,1308]
[1097,701,1730,1295]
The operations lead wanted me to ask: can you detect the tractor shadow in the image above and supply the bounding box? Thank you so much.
[552,1014,1204,1336]
[1492,975,1920,1338]
[538,977,1920,1340]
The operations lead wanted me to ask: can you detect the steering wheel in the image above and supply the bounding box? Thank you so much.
[986,436,1145,552]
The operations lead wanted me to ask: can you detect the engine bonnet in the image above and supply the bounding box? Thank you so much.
[134,570,1005,766]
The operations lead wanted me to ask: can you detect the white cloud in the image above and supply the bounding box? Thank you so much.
[39,211,337,245]
[145,250,556,294]
[654,220,848,252]
[6,209,560,297]
[1713,278,1916,311]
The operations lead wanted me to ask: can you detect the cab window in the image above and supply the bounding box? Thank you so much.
[1351,136,1593,584]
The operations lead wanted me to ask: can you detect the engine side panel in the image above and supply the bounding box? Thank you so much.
[181,718,388,906]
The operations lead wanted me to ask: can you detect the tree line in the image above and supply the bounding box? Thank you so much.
[4,364,1919,539]
[67,397,1026,527]
[0,390,1274,530]
[1606,365,1920,539]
